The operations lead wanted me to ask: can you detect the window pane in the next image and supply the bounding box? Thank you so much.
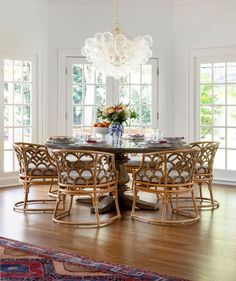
[227,150,236,170]
[200,126,212,141]
[227,85,236,104]
[142,65,152,84]
[213,106,225,126]
[4,151,13,172]
[4,128,13,149]
[73,106,82,126]
[96,72,106,84]
[200,64,212,83]
[14,128,23,142]
[130,106,140,125]
[227,62,236,83]
[4,105,13,126]
[14,154,19,171]
[227,106,236,126]
[84,64,94,83]
[84,106,95,126]
[213,128,225,148]
[214,149,225,170]
[141,106,151,125]
[73,85,83,105]
[213,63,225,83]
[23,61,32,82]
[200,106,212,126]
[4,83,13,104]
[14,83,22,104]
[131,86,140,105]
[131,69,141,84]
[119,85,129,104]
[23,84,31,104]
[4,59,13,81]
[23,105,31,126]
[14,61,22,81]
[96,85,106,105]
[84,85,95,105]
[73,64,83,83]
[200,85,213,105]
[142,85,152,104]
[23,127,32,142]
[14,105,22,126]
[213,85,225,104]
[227,128,236,149]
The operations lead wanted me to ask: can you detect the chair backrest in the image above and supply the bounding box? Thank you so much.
[134,148,200,187]
[190,141,219,175]
[13,142,57,177]
[52,150,117,187]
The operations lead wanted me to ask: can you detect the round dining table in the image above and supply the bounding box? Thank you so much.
[45,138,188,213]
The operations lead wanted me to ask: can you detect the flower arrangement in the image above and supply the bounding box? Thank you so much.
[96,104,137,124]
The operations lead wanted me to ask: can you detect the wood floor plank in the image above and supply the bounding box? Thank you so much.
[0,184,236,281]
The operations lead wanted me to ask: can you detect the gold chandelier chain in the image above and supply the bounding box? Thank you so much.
[114,0,121,33]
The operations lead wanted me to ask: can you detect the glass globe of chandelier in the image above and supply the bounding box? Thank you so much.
[81,0,153,79]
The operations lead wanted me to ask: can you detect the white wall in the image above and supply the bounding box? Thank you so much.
[174,0,236,140]
[0,0,48,46]
[0,0,49,141]
[47,0,175,138]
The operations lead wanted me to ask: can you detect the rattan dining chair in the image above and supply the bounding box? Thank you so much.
[13,142,58,212]
[131,148,200,225]
[52,149,121,227]
[190,141,220,209]
[125,153,141,175]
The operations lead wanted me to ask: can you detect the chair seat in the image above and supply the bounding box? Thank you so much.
[28,163,57,176]
[135,169,190,184]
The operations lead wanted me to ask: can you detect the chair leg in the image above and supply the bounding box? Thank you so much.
[198,183,203,201]
[131,186,137,217]
[191,190,199,219]
[23,182,30,210]
[208,180,214,205]
[93,194,100,226]
[161,193,167,222]
[114,190,121,218]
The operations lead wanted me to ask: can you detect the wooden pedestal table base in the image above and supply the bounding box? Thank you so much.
[86,153,159,213]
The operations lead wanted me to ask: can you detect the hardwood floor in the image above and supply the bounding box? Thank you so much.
[1,184,236,281]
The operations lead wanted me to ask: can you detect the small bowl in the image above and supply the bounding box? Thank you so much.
[93,127,109,135]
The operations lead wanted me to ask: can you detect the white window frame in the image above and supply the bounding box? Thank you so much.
[65,57,158,136]
[189,47,236,184]
[58,49,166,136]
[0,49,43,187]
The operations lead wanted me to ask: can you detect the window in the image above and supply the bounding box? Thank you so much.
[65,57,158,136]
[0,54,38,182]
[195,58,236,175]
[3,59,33,172]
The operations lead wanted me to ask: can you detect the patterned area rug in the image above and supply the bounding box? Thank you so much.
[0,237,189,281]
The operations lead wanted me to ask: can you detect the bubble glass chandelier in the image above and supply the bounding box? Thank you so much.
[81,0,153,79]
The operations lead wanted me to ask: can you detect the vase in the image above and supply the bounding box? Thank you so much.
[109,123,124,147]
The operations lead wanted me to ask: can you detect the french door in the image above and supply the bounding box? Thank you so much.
[65,57,158,136]
[0,54,37,185]
[195,57,236,182]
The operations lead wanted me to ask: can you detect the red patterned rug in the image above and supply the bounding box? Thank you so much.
[0,237,189,280]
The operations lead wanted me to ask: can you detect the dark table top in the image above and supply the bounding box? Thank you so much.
[45,139,188,154]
